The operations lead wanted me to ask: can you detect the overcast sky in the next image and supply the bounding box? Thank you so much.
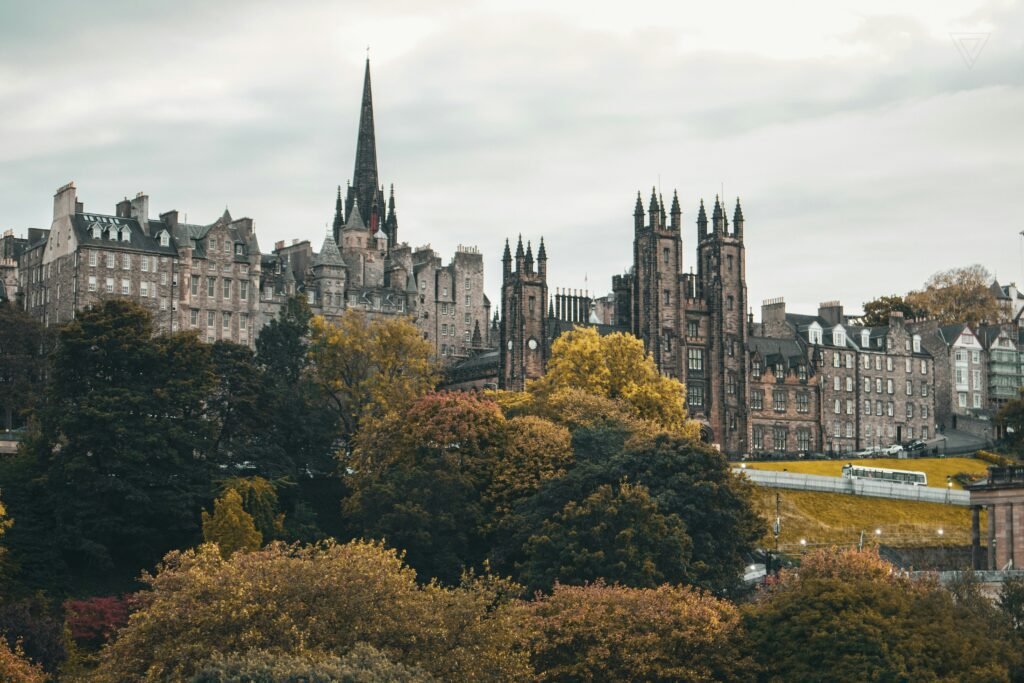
[2,0,1022,316]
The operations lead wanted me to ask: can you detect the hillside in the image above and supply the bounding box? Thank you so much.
[744,457,988,489]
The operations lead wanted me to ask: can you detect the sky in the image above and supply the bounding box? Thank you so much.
[1,0,1023,316]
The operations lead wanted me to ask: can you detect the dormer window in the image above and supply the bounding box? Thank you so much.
[833,325,845,347]
[774,364,784,380]
[90,223,102,239]
[808,322,823,345]
[861,330,870,347]
[119,226,131,243]
[798,364,807,381]
[752,359,762,378]
[235,243,243,256]
[912,335,921,353]
[159,231,170,247]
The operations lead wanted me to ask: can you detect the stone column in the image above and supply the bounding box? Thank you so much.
[988,504,997,570]
[997,503,1013,570]
[1013,502,1024,570]
[971,506,982,570]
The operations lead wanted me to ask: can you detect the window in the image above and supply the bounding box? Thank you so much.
[886,357,893,371]
[972,350,980,364]
[223,312,230,329]
[846,399,854,415]
[121,279,130,295]
[190,310,199,326]
[875,356,882,371]
[105,277,114,293]
[235,243,243,256]
[845,353,852,369]
[834,398,841,414]
[441,323,448,336]
[752,426,764,450]
[688,384,704,407]
[907,403,914,418]
[727,295,734,311]
[863,377,871,393]
[751,389,763,410]
[844,377,852,392]
[687,321,698,338]
[773,390,787,412]
[160,272,167,285]
[160,297,167,311]
[240,313,248,330]
[798,365,807,381]
[752,359,762,378]
[833,353,840,368]
[122,254,131,270]
[141,282,149,297]
[958,392,968,407]
[465,294,471,306]
[833,421,841,439]
[663,247,670,265]
[876,401,883,416]
[955,349,966,362]
[797,429,810,452]
[775,364,784,380]
[797,391,809,413]
[464,331,471,343]
[921,360,927,374]
[160,231,170,247]
[88,276,96,292]
[240,281,248,301]
[663,290,671,305]
[905,358,912,373]
[922,426,929,440]
[688,348,703,371]
[864,399,871,414]
[726,372,737,396]
[210,237,217,251]
[887,379,894,394]
[207,277,215,297]
[89,250,97,266]
[922,404,929,419]
[528,296,534,313]
[773,427,787,451]
[906,380,913,396]
[972,369,981,389]
[863,355,871,369]
[141,255,149,272]
[973,393,981,408]
[887,401,894,417]
[443,287,448,297]
[223,279,231,299]
[726,254,733,272]
[464,312,471,324]
[191,277,199,296]
[207,311,215,327]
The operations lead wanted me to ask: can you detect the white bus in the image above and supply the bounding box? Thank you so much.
[841,464,927,487]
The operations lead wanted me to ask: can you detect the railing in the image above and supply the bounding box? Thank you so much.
[917,569,1024,584]
[733,468,971,506]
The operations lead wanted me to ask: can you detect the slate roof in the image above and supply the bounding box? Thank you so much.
[73,212,178,256]
[748,336,807,367]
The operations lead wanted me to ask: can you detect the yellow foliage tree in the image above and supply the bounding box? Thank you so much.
[529,327,697,438]
[0,639,45,683]
[486,416,573,519]
[307,311,439,447]
[201,489,262,559]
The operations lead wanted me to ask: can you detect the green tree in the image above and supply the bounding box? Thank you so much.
[30,301,217,587]
[486,415,572,522]
[497,430,762,594]
[998,574,1024,636]
[202,489,262,559]
[860,294,922,327]
[526,582,752,682]
[0,301,53,431]
[906,264,1000,326]
[86,541,530,682]
[209,342,267,470]
[346,392,506,584]
[996,390,1024,451]
[519,481,692,592]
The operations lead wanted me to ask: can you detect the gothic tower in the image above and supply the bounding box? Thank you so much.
[499,236,548,391]
[631,188,685,379]
[698,196,748,454]
[336,58,393,249]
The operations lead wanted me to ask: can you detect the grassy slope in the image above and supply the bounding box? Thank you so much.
[743,458,989,548]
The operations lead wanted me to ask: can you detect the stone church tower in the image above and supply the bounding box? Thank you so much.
[499,235,548,391]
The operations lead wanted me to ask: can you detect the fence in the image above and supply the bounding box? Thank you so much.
[733,468,971,506]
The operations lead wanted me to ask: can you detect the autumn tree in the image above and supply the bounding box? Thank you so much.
[191,643,434,682]
[202,489,262,559]
[307,310,438,452]
[906,264,1000,326]
[347,392,506,584]
[86,541,531,682]
[518,481,692,592]
[529,328,697,438]
[745,547,1022,681]
[526,582,753,682]
[221,477,284,542]
[859,294,922,327]
[0,639,45,683]
[486,415,572,522]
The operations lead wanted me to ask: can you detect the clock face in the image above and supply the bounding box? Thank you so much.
[507,340,513,350]
[528,338,538,350]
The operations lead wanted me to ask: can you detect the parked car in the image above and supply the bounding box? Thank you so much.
[879,444,904,456]
[903,439,927,454]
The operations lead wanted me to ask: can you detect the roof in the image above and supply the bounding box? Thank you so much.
[748,336,807,366]
[73,213,178,256]
[313,233,345,267]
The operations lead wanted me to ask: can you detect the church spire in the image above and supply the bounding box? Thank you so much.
[348,57,383,227]
[332,185,344,239]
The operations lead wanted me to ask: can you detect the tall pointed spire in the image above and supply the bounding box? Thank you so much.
[332,185,344,238]
[733,197,744,236]
[347,57,384,228]
[670,190,681,230]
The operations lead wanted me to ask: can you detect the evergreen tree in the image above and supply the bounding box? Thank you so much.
[202,489,262,558]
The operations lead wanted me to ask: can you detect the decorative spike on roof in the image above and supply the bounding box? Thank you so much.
[670,190,681,215]
[733,197,744,223]
[649,186,659,214]
[634,191,644,216]
[515,234,524,258]
[712,194,723,218]
[537,236,547,260]
[352,58,380,218]
[697,198,708,223]
[502,238,512,261]
[525,240,534,262]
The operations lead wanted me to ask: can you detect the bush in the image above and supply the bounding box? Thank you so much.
[976,450,1013,466]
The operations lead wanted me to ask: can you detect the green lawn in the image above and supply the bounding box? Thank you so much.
[743,457,988,489]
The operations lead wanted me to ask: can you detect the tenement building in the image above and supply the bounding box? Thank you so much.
[8,60,495,362]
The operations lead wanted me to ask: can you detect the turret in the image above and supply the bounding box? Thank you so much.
[634,191,644,231]
[515,234,525,272]
[537,236,547,279]
[712,195,725,234]
[733,197,744,238]
[502,238,512,279]
[670,190,681,231]
[648,187,660,230]
[524,240,534,274]
[697,198,708,240]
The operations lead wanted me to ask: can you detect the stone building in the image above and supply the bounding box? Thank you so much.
[10,60,495,363]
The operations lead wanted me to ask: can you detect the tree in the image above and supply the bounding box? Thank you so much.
[996,390,1024,451]
[486,416,572,522]
[526,582,752,682]
[208,342,267,470]
[0,639,46,683]
[347,392,506,584]
[64,595,131,651]
[221,477,284,542]
[86,541,530,682]
[29,300,218,588]
[0,597,66,674]
[307,310,438,452]
[860,295,922,327]
[191,643,434,683]
[906,265,1000,326]
[496,431,762,594]
[202,489,262,559]
[745,548,1022,681]
[998,575,1024,636]
[529,328,697,438]
[0,301,53,431]
[519,481,692,592]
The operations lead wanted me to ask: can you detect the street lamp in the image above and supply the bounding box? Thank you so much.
[937,528,945,536]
